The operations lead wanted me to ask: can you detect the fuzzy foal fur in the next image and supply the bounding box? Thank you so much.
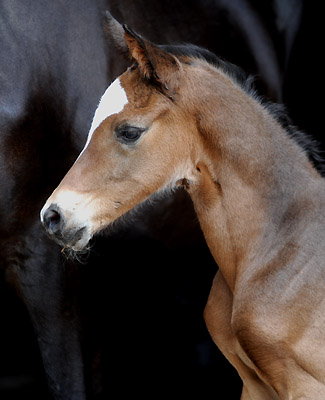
[41,14,325,399]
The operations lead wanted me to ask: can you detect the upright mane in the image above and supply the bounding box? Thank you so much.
[161,43,325,177]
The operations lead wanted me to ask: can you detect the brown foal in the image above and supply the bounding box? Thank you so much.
[41,14,325,399]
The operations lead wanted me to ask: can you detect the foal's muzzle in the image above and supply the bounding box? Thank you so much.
[41,204,88,250]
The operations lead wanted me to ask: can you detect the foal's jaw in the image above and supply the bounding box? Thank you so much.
[40,151,199,251]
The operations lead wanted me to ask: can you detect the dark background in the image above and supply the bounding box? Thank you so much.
[0,0,323,398]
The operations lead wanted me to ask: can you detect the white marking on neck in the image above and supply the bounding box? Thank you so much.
[78,78,128,158]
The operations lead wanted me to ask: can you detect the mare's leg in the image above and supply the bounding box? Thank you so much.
[2,225,87,400]
[204,271,278,400]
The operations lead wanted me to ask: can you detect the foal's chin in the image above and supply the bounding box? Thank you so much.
[65,233,92,253]
[45,225,93,253]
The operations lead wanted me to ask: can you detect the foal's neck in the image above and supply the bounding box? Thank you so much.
[187,77,323,291]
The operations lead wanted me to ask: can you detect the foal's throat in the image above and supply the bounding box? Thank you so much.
[187,162,267,291]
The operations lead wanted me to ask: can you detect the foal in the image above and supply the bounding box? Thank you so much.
[41,15,325,399]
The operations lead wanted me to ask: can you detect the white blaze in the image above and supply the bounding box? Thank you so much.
[81,78,128,153]
[40,79,128,225]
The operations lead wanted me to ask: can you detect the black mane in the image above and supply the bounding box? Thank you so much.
[162,43,325,177]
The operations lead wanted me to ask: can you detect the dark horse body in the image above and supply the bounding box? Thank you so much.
[0,0,320,398]
[0,1,112,398]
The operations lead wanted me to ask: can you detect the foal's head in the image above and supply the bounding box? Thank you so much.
[40,15,235,250]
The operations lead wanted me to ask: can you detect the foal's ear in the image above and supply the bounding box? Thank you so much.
[105,11,129,58]
[123,25,181,98]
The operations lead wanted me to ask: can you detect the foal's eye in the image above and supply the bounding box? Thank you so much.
[115,125,146,144]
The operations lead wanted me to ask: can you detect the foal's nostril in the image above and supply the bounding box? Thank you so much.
[42,206,63,235]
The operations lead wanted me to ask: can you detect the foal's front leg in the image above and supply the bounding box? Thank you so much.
[204,270,278,399]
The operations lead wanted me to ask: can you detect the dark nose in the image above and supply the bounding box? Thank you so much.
[42,205,65,236]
